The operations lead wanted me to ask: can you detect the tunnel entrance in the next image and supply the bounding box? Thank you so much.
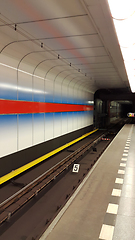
[94,89,134,129]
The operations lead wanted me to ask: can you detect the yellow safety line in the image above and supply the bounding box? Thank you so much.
[0,129,98,185]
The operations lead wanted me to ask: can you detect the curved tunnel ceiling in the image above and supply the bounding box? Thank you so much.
[0,0,130,93]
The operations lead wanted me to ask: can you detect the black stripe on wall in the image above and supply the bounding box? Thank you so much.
[0,125,93,177]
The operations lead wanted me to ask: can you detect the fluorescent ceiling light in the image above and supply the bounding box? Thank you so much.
[107,0,135,92]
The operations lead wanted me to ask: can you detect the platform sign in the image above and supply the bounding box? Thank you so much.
[72,164,80,173]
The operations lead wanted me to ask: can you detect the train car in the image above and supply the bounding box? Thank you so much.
[127,113,135,117]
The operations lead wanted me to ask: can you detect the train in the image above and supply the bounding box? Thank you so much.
[127,113,135,117]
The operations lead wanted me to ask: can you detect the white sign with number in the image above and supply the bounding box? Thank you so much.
[72,164,80,173]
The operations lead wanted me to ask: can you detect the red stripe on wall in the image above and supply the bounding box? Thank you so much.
[0,100,93,114]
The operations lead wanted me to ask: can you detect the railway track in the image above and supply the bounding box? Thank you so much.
[0,121,127,239]
[0,131,106,225]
